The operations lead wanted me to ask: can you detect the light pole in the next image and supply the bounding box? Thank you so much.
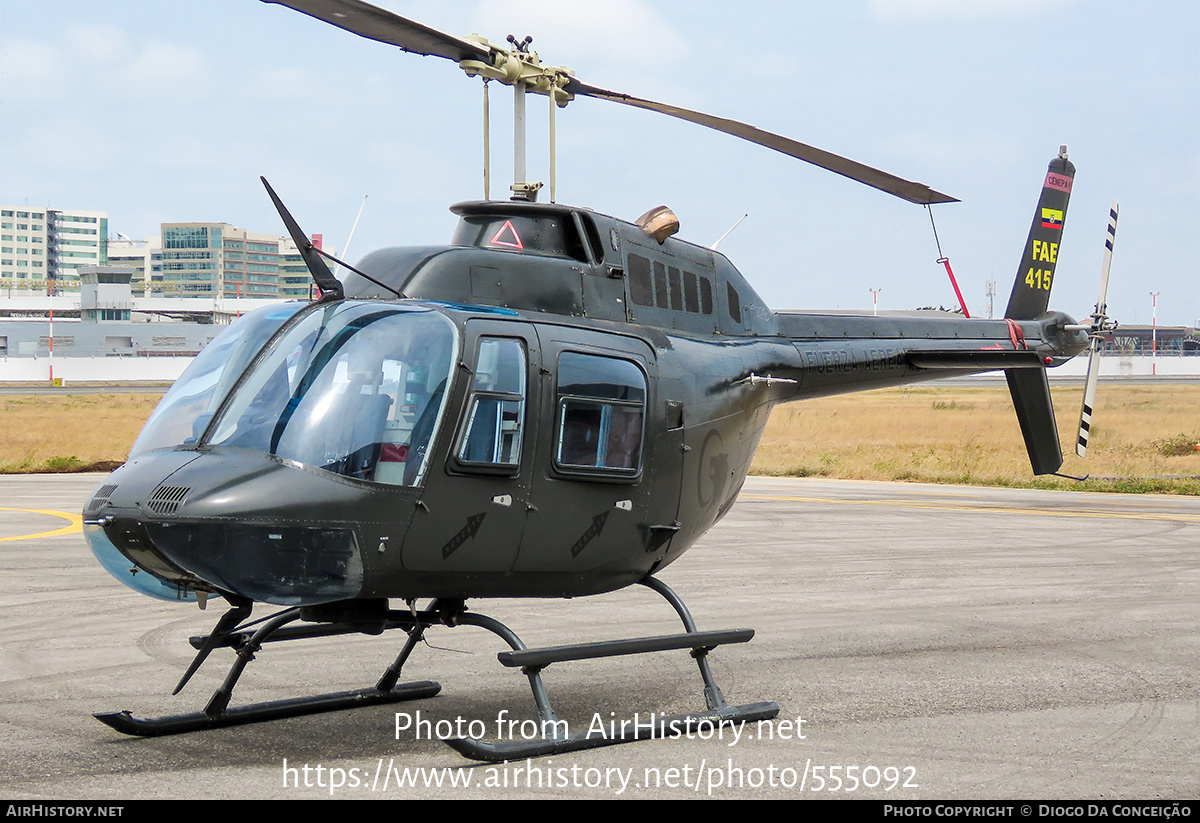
[1150,292,1159,375]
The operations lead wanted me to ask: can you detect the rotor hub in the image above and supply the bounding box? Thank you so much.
[458,35,575,106]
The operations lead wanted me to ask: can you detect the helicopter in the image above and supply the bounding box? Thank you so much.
[83,0,1114,761]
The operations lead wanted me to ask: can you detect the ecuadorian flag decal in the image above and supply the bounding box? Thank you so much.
[1040,207,1064,230]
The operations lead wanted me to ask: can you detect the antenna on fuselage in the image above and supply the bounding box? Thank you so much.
[333,194,368,278]
[712,214,749,250]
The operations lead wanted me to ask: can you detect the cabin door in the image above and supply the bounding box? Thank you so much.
[401,320,540,573]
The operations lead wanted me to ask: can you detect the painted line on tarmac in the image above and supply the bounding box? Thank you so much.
[0,507,84,541]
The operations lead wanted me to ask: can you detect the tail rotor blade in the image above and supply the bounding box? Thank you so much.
[1095,201,1118,312]
[1076,337,1102,457]
[1075,201,1119,458]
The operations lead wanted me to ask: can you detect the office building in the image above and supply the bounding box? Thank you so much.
[1,205,108,294]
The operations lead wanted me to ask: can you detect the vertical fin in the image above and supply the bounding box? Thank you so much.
[1006,367,1064,475]
[1005,146,1075,320]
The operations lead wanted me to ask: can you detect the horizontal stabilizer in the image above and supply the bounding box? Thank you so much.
[909,350,1045,371]
[1005,367,1063,475]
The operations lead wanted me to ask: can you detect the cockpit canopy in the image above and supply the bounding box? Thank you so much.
[132,301,458,487]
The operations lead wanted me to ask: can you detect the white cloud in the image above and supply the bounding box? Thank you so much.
[470,0,688,66]
[66,23,129,63]
[114,41,209,95]
[869,0,1071,19]
[0,39,65,99]
[0,25,208,102]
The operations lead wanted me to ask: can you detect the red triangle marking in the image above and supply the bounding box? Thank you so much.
[489,220,524,250]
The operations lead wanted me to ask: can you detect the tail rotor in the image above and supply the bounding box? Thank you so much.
[1074,201,1120,458]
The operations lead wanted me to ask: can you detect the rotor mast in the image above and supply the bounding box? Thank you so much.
[461,33,572,202]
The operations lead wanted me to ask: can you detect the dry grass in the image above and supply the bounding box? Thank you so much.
[751,383,1200,494]
[0,393,162,473]
[1,385,1197,493]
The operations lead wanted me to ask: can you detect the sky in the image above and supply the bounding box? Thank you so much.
[2,0,1197,326]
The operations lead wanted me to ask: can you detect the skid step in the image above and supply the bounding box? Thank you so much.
[497,629,754,668]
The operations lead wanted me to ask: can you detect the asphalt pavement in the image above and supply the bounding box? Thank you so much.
[1,474,1196,799]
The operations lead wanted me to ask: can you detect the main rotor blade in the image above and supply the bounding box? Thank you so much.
[264,0,957,204]
[261,0,491,62]
[566,79,958,205]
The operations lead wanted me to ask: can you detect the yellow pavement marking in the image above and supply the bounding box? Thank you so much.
[740,494,1200,524]
[0,507,84,542]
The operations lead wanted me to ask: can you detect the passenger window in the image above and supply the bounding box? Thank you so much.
[457,338,527,468]
[654,261,669,309]
[628,254,654,307]
[727,281,742,323]
[668,267,683,311]
[683,270,699,313]
[555,352,645,474]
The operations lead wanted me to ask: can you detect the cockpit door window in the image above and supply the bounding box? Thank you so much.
[455,337,527,470]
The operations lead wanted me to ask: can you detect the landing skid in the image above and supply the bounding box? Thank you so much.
[95,598,442,737]
[95,577,779,760]
[447,704,781,762]
[94,682,441,737]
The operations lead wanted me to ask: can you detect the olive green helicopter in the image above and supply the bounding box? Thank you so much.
[85,0,1116,761]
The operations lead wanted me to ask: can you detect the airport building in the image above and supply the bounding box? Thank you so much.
[279,239,317,299]
[0,265,296,380]
[1102,325,1200,356]
[106,236,155,296]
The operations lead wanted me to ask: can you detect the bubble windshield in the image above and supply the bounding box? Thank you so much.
[204,302,458,486]
[130,301,308,458]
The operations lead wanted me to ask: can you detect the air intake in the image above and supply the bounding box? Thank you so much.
[147,485,190,516]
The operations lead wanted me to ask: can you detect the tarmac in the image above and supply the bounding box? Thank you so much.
[1,473,1196,799]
